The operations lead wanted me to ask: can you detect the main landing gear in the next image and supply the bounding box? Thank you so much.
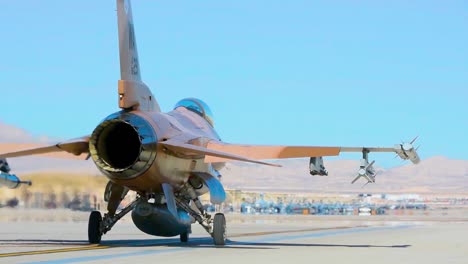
[88,182,134,244]
[212,213,226,246]
[180,208,226,246]
[89,181,227,246]
[176,185,227,246]
[87,199,138,244]
[88,211,102,244]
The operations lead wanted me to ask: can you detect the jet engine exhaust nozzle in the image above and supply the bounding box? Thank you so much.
[89,112,157,179]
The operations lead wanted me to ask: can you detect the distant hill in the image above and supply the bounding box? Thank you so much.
[0,122,53,143]
[219,156,468,194]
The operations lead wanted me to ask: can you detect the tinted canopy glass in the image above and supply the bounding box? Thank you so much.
[174,98,214,126]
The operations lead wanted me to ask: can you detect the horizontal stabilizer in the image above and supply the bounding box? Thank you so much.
[0,136,89,159]
[160,141,281,167]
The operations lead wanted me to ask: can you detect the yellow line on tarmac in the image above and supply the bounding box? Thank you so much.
[0,245,109,258]
[0,225,372,257]
[230,225,367,238]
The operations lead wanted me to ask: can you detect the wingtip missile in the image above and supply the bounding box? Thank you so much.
[394,139,421,165]
[0,172,31,189]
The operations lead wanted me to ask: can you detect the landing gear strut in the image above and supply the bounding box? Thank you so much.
[176,194,226,246]
[87,198,138,244]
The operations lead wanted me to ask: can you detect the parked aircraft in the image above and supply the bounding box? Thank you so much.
[0,0,420,246]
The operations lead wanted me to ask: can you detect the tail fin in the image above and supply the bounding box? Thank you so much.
[116,0,160,112]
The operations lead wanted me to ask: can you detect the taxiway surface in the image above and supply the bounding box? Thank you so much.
[0,212,466,264]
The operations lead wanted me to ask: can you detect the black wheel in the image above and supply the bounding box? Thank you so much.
[180,232,189,243]
[88,211,102,244]
[212,213,226,246]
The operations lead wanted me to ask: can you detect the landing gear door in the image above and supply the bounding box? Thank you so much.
[309,157,328,176]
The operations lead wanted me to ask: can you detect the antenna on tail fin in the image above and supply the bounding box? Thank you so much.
[116,0,160,112]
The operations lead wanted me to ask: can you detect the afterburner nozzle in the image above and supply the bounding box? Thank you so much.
[89,111,158,180]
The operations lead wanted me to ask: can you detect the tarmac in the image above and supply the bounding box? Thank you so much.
[0,210,466,264]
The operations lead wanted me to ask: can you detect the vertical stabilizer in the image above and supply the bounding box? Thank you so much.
[116,0,160,112]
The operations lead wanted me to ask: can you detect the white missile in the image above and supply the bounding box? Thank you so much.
[0,172,31,189]
[394,142,420,164]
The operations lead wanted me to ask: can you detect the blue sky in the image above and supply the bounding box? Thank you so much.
[1,0,467,167]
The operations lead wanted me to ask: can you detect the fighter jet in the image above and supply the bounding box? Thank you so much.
[0,0,420,246]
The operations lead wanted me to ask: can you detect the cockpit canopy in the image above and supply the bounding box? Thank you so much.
[174,98,214,126]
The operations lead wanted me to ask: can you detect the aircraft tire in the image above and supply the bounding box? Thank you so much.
[88,211,102,244]
[180,232,189,243]
[212,213,226,246]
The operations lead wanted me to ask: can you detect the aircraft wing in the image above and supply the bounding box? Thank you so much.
[0,136,89,159]
[206,142,341,161]
[205,141,421,164]
[160,140,281,167]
